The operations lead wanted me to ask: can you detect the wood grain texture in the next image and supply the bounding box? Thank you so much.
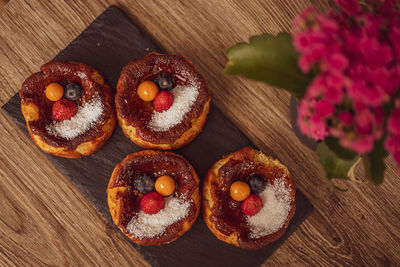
[0,0,399,266]
[0,0,8,9]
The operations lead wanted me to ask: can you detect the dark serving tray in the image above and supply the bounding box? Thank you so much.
[2,6,313,267]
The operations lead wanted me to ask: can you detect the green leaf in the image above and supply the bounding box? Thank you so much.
[324,137,358,160]
[316,141,360,180]
[362,139,388,184]
[224,32,313,99]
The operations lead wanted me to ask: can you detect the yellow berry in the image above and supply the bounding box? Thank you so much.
[230,181,250,201]
[137,81,159,101]
[45,82,64,101]
[155,175,175,196]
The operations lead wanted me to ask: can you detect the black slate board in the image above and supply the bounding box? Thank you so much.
[2,6,313,267]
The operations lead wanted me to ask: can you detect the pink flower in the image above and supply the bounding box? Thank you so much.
[335,0,361,15]
[298,54,313,73]
[305,76,326,98]
[349,80,387,107]
[377,44,394,65]
[298,99,311,117]
[324,73,347,103]
[363,84,387,107]
[349,64,369,80]
[348,80,366,102]
[356,14,384,36]
[316,14,338,34]
[292,0,400,171]
[385,135,399,154]
[338,112,353,125]
[310,115,329,140]
[308,30,328,44]
[387,66,400,95]
[388,108,400,136]
[293,33,310,53]
[355,109,373,135]
[326,72,346,89]
[340,135,374,154]
[297,116,312,136]
[352,136,375,154]
[315,100,335,117]
[327,53,348,71]
[385,134,400,168]
[389,26,400,60]
[344,33,362,55]
[325,86,344,104]
[353,101,367,113]
[309,43,329,62]
[379,0,399,17]
[372,67,390,90]
[359,37,379,59]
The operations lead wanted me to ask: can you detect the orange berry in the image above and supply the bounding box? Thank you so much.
[137,81,159,101]
[155,175,175,196]
[45,82,64,101]
[230,181,250,201]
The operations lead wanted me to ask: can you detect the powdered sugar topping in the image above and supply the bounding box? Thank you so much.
[46,96,104,140]
[246,178,292,238]
[127,196,191,239]
[148,85,199,132]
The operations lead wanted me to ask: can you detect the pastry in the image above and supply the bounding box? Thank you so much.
[202,147,296,250]
[115,53,211,150]
[20,61,115,158]
[107,150,200,245]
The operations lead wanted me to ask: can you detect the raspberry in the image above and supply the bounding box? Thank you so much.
[153,91,173,112]
[52,99,77,121]
[140,192,165,214]
[241,194,263,216]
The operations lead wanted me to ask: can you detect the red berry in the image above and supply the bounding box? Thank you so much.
[140,192,165,214]
[52,99,77,121]
[241,194,263,216]
[153,91,173,112]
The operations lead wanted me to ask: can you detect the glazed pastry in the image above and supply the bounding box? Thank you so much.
[202,147,296,250]
[107,150,200,245]
[115,53,211,150]
[20,61,115,158]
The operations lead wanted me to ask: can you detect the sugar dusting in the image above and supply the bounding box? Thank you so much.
[46,96,104,140]
[127,196,191,239]
[148,85,199,132]
[246,178,292,238]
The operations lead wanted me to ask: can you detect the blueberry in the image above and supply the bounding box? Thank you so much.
[246,174,266,194]
[133,173,155,194]
[64,83,82,101]
[155,73,174,91]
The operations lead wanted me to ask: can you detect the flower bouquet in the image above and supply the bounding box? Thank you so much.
[225,0,400,184]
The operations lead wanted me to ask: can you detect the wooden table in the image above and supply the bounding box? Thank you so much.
[0,0,399,266]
